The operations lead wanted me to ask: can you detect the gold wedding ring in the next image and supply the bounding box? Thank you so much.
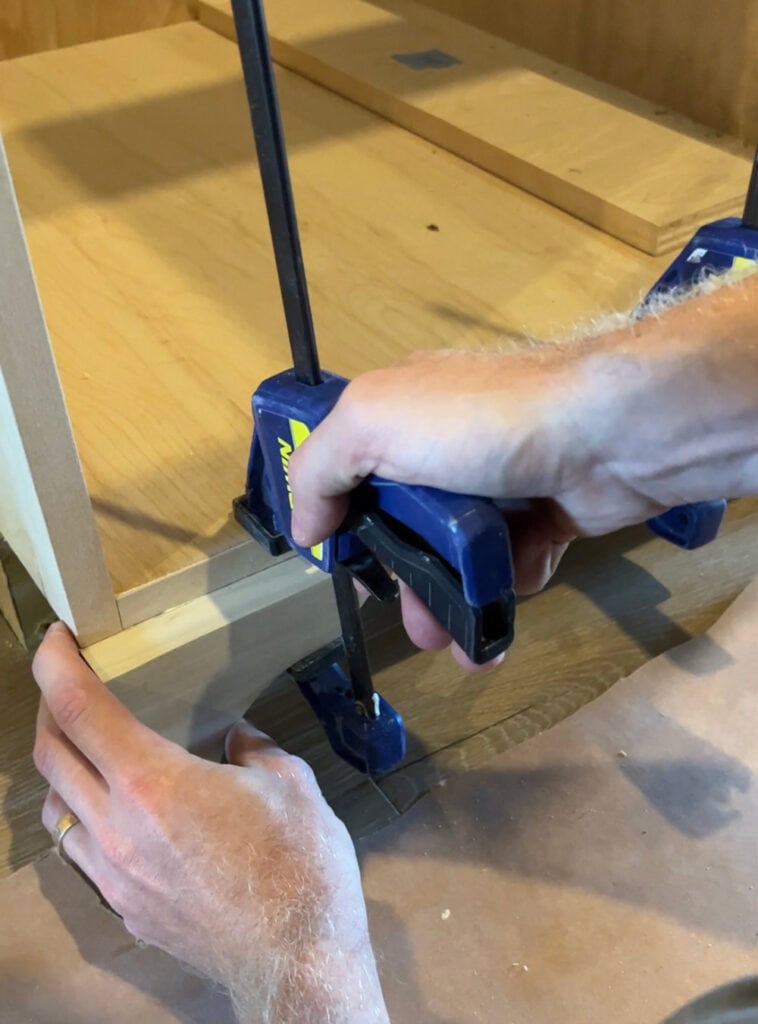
[52,809,80,853]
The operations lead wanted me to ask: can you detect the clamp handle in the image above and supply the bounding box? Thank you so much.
[352,479,516,664]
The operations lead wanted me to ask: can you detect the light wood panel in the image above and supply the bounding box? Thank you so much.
[420,0,758,146]
[0,137,120,645]
[199,0,751,255]
[0,0,192,60]
[0,22,668,620]
[83,556,338,753]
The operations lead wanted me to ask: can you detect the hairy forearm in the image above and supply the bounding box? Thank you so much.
[231,941,390,1024]
[575,274,758,507]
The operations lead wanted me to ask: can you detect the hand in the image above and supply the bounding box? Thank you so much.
[288,347,667,662]
[32,623,388,1024]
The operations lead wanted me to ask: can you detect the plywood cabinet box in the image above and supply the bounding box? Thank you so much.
[1,7,757,754]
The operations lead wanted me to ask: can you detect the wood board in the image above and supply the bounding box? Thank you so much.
[421,0,758,146]
[0,136,120,645]
[83,556,339,753]
[198,0,751,255]
[0,21,668,626]
[0,0,192,60]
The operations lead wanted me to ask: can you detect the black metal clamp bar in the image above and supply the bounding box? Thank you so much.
[231,0,321,385]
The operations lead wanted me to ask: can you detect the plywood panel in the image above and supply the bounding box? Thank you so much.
[0,137,120,644]
[0,22,667,615]
[420,0,758,145]
[199,0,750,254]
[84,557,338,753]
[0,0,192,60]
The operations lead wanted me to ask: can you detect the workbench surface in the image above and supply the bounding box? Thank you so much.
[0,21,667,619]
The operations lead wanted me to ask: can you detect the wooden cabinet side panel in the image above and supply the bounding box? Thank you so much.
[420,0,758,144]
[0,0,194,60]
[0,136,120,644]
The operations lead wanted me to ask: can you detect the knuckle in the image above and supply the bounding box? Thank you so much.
[51,685,88,732]
[338,375,386,464]
[117,767,167,817]
[278,754,317,791]
[98,829,136,872]
[120,774,153,807]
[339,374,375,418]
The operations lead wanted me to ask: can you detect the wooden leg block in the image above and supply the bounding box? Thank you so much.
[83,558,340,756]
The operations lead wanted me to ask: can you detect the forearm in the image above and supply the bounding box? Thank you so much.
[231,939,390,1024]
[576,274,758,507]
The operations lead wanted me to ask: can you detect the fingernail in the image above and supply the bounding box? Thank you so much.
[46,621,67,635]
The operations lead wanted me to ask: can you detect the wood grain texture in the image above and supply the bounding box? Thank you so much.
[0,0,192,60]
[0,137,120,645]
[116,539,281,630]
[198,0,750,254]
[83,556,340,754]
[420,0,758,145]
[0,22,668,617]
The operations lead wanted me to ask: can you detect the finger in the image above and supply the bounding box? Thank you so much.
[225,720,284,767]
[449,641,505,673]
[35,699,108,827]
[289,392,376,547]
[399,582,452,652]
[506,502,575,595]
[33,623,162,779]
[512,537,570,595]
[400,582,506,670]
[42,788,102,880]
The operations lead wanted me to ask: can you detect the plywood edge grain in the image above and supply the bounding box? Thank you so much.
[197,0,749,255]
[115,535,285,629]
[0,135,120,645]
[85,557,338,750]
